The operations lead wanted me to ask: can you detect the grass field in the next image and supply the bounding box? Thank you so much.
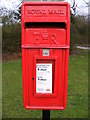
[2,53,88,118]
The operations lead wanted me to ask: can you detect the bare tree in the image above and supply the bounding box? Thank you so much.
[71,0,77,15]
[83,0,90,7]
[0,0,22,25]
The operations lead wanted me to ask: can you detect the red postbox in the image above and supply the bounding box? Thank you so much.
[21,2,70,110]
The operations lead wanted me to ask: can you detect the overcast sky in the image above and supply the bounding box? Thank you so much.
[66,0,89,15]
[0,0,89,15]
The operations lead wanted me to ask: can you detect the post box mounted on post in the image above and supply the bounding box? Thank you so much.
[21,2,70,110]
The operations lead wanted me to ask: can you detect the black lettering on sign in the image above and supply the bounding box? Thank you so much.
[40,69,46,71]
[38,78,46,81]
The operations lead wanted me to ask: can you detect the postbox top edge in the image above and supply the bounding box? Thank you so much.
[21,1,70,7]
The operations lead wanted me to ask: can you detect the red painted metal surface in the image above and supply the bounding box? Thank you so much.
[21,2,70,110]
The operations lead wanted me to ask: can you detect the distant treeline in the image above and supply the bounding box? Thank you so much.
[70,14,88,52]
[2,23,21,53]
[2,15,88,54]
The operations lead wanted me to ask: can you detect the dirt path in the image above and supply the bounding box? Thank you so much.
[2,53,21,62]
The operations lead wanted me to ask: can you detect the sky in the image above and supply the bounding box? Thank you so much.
[65,0,89,15]
[0,0,89,16]
[0,0,22,11]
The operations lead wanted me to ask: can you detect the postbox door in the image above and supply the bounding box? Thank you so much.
[26,49,63,106]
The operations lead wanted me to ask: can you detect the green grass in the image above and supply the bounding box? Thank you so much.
[2,53,88,118]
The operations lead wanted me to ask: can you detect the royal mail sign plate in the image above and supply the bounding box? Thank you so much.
[25,6,66,17]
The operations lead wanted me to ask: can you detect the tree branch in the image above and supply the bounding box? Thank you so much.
[83,0,89,6]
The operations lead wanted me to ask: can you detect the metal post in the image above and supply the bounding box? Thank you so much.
[42,110,50,120]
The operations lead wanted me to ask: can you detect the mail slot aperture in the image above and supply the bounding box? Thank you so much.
[25,22,66,28]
